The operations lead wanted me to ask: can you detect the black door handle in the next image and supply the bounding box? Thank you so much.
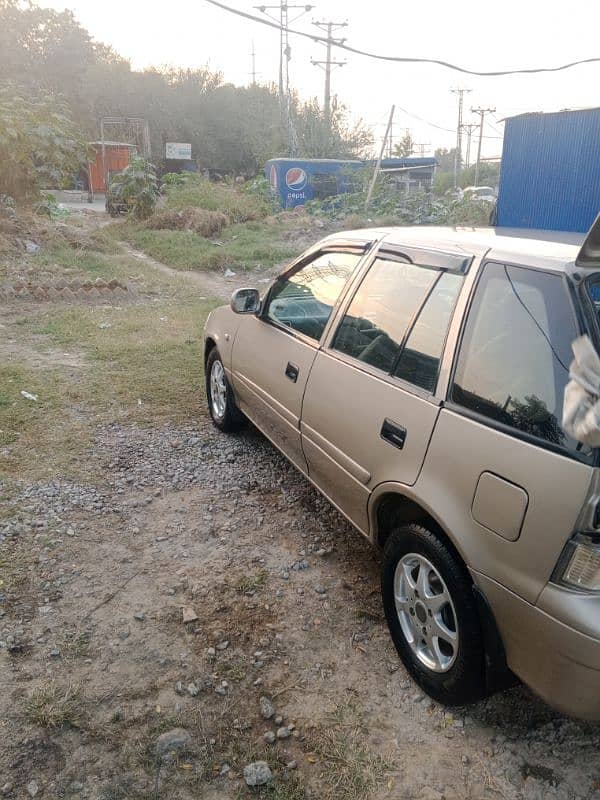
[380,418,407,450]
[285,362,299,383]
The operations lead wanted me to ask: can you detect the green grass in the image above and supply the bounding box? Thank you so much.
[33,298,216,417]
[0,362,89,478]
[13,239,138,284]
[128,219,299,272]
[164,175,270,222]
[1,297,217,481]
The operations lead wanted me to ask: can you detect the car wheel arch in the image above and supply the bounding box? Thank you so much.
[204,336,217,365]
[371,485,516,693]
[370,487,464,565]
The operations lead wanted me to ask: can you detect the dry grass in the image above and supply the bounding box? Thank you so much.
[23,683,85,729]
[235,570,268,595]
[305,703,394,800]
[145,207,230,237]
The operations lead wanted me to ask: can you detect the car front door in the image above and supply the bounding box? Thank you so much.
[231,246,366,472]
[300,247,466,532]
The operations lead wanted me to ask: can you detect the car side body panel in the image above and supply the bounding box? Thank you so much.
[301,350,442,532]
[412,408,594,604]
[231,314,318,473]
[203,305,241,377]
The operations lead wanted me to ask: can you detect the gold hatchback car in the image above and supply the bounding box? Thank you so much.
[204,223,600,719]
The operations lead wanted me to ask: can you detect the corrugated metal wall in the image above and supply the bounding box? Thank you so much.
[496,108,600,233]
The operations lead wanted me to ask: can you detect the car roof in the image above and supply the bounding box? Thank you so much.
[323,226,586,273]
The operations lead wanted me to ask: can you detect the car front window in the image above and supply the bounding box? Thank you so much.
[266,251,362,342]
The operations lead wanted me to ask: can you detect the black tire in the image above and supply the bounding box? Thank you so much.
[381,523,488,706]
[205,347,245,433]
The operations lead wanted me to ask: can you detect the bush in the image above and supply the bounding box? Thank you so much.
[161,171,189,189]
[145,207,229,237]
[109,157,159,220]
[34,193,70,220]
[163,174,269,222]
[306,180,492,228]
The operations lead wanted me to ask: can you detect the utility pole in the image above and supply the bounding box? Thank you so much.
[461,123,478,168]
[471,106,496,186]
[451,88,471,188]
[311,20,347,136]
[413,142,431,157]
[255,2,315,152]
[366,105,395,211]
[250,39,258,85]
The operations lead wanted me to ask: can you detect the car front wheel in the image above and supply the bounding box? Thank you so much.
[381,523,488,706]
[205,348,245,432]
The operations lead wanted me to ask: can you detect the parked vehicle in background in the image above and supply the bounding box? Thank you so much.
[463,185,497,204]
[104,171,130,217]
[203,219,600,719]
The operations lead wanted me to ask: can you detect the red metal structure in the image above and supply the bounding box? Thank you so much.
[88,141,137,192]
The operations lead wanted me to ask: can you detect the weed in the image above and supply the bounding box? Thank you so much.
[23,684,85,729]
[235,570,267,595]
[61,630,92,658]
[304,703,394,800]
[235,776,307,800]
[0,549,31,592]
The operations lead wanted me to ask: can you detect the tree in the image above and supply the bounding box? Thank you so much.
[394,131,414,158]
[0,84,87,198]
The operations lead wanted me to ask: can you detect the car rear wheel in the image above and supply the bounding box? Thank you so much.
[382,523,488,706]
[205,348,245,433]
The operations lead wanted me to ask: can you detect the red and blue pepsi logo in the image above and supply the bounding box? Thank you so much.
[285,167,308,191]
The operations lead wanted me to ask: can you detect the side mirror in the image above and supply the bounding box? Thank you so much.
[231,287,260,314]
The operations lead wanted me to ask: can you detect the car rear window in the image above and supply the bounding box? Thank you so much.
[451,261,591,459]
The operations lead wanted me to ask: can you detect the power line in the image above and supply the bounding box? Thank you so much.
[206,0,600,77]
[371,107,503,140]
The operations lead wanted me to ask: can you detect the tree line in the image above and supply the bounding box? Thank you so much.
[0,0,373,197]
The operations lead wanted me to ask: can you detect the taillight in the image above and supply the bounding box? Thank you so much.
[554,533,600,592]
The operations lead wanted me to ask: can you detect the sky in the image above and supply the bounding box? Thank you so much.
[44,0,600,160]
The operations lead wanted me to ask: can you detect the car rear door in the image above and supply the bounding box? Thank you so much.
[231,244,368,472]
[300,245,468,532]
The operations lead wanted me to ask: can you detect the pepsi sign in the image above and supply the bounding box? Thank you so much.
[285,167,308,191]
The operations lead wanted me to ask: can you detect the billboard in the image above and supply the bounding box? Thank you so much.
[166,142,192,160]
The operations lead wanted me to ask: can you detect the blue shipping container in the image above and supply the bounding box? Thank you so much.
[496,108,600,233]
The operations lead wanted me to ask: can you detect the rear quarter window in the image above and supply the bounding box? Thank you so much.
[451,261,591,460]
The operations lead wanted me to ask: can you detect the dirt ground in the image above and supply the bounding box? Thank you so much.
[1,209,600,800]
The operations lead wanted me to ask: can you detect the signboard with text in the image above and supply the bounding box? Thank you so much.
[165,142,192,160]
